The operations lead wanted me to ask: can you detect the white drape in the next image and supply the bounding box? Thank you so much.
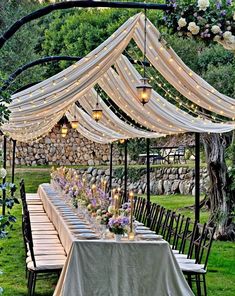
[1,13,234,143]
[133,16,235,118]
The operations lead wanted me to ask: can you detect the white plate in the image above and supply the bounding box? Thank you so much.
[140,234,163,240]
[76,233,100,239]
[136,230,155,235]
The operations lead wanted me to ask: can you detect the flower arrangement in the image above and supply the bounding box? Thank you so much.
[51,167,110,212]
[108,216,129,235]
[164,0,235,51]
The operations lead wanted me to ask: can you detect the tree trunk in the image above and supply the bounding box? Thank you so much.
[202,133,235,240]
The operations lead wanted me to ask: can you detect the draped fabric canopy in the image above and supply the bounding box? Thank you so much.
[1,13,234,143]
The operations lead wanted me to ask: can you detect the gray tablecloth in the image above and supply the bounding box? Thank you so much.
[38,183,194,296]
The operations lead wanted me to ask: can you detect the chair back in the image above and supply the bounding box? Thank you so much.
[166,213,181,245]
[23,210,36,268]
[154,207,166,234]
[160,209,172,238]
[195,224,216,269]
[187,222,206,260]
[180,219,198,256]
[149,204,161,231]
[20,179,28,215]
[134,197,146,222]
[173,216,190,251]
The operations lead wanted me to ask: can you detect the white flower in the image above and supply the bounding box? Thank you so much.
[178,17,187,28]
[213,35,221,42]
[0,168,7,179]
[233,12,235,21]
[223,31,232,40]
[197,0,210,11]
[188,22,200,35]
[211,25,221,34]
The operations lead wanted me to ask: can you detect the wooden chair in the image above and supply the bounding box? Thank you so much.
[165,212,181,245]
[149,204,161,232]
[24,216,66,296]
[178,224,216,296]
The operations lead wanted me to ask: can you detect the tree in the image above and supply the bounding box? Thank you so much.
[164,1,235,239]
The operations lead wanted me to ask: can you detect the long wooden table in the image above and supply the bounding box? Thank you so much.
[38,183,194,296]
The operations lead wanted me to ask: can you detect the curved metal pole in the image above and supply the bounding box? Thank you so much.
[0,1,171,50]
[0,56,82,93]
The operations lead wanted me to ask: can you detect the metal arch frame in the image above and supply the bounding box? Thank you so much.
[0,1,172,50]
[0,1,200,222]
[0,55,151,95]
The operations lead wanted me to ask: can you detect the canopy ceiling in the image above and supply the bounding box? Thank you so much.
[1,13,235,144]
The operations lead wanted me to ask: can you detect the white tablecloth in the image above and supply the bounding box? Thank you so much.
[38,183,194,296]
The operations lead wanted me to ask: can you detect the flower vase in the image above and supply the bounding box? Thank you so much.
[114,234,122,242]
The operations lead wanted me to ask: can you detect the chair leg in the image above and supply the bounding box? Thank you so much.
[196,274,202,296]
[187,274,192,288]
[32,272,37,296]
[203,274,207,296]
[27,271,33,296]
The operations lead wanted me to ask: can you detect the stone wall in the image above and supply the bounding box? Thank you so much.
[1,126,123,166]
[74,166,209,195]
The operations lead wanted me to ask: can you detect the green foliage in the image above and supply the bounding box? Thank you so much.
[0,182,18,239]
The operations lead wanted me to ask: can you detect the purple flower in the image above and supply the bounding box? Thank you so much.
[216,1,222,9]
[226,0,232,6]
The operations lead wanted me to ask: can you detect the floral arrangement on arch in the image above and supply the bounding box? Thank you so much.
[164,0,235,52]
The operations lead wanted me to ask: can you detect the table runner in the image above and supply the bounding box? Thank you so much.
[38,183,194,296]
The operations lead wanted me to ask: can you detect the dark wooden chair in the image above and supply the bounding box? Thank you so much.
[24,214,66,296]
[178,224,216,296]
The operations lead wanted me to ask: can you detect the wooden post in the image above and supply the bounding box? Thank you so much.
[124,140,128,202]
[109,143,113,196]
[2,136,7,215]
[195,133,200,222]
[146,138,151,227]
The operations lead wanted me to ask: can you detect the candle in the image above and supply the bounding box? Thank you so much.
[103,180,107,192]
[114,193,120,217]
[129,191,134,234]
[92,184,96,197]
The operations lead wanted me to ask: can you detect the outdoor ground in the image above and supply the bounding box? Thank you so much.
[0,167,234,296]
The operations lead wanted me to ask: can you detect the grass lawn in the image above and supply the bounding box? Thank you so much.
[0,168,234,296]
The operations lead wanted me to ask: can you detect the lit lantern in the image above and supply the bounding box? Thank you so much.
[136,10,152,106]
[92,90,103,122]
[136,78,152,105]
[119,139,125,144]
[92,103,103,122]
[71,119,78,129]
[61,124,68,136]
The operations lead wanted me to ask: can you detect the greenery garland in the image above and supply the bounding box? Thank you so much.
[164,0,235,52]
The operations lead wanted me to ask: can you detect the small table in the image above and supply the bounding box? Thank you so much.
[138,153,168,164]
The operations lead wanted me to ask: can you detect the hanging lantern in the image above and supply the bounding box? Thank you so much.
[119,139,125,144]
[136,9,152,106]
[92,90,103,122]
[92,105,103,122]
[136,78,152,105]
[61,124,68,136]
[71,118,79,129]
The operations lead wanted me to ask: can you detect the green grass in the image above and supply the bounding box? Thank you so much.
[150,194,209,224]
[0,169,234,296]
